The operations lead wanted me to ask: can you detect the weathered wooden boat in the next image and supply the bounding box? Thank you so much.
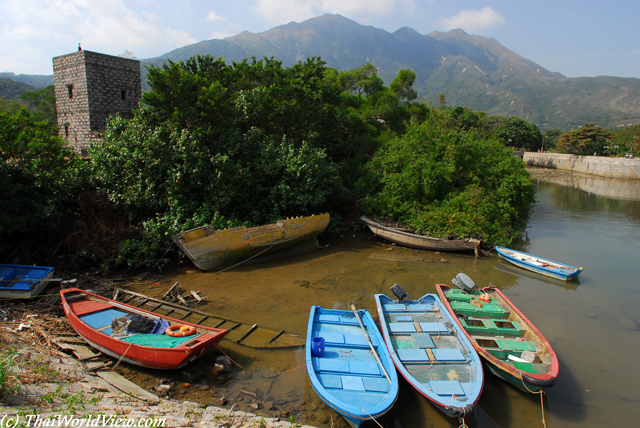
[0,264,55,299]
[374,287,483,420]
[306,305,398,427]
[495,246,583,281]
[60,288,228,370]
[172,213,330,271]
[436,273,559,393]
[360,216,481,252]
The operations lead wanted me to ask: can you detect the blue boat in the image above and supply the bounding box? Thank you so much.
[495,246,583,281]
[374,289,483,421]
[0,264,55,299]
[306,305,399,427]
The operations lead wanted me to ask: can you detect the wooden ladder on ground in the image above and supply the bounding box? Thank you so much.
[86,277,305,349]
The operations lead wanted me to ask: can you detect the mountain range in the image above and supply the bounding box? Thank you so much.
[4,14,640,130]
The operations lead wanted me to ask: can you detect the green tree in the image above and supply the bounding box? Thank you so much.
[0,108,80,257]
[0,97,24,115]
[338,63,384,106]
[543,129,562,151]
[491,116,543,151]
[90,56,351,266]
[390,69,417,102]
[364,108,535,247]
[609,125,640,157]
[556,123,613,155]
[19,86,57,124]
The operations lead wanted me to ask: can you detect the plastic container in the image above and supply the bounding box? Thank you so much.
[311,336,325,357]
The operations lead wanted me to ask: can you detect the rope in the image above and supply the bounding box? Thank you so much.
[519,376,547,428]
[538,391,547,428]
[110,342,133,371]
[274,364,305,375]
[141,242,175,278]
[167,242,281,289]
[215,343,247,371]
[458,416,469,428]
[361,409,384,428]
[121,241,280,289]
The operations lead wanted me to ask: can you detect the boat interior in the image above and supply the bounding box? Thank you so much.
[64,291,206,348]
[443,288,550,375]
[380,297,478,397]
[311,311,393,408]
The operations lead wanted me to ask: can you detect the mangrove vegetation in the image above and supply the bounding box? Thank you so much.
[2,54,637,268]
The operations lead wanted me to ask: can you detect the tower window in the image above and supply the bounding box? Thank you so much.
[67,85,73,99]
[121,89,127,100]
[64,123,70,138]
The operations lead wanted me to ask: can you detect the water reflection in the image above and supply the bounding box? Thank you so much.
[492,261,581,291]
[529,167,640,202]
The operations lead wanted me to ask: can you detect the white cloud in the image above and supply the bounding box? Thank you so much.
[0,0,197,73]
[209,31,232,40]
[206,10,226,22]
[253,0,414,24]
[441,6,505,33]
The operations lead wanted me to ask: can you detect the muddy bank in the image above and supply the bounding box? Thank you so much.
[0,291,316,428]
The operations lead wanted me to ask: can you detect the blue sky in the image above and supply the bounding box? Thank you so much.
[2,0,639,79]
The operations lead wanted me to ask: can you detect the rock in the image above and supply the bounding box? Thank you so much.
[181,367,205,383]
[154,384,172,394]
[215,356,233,373]
[250,402,261,410]
[195,378,209,390]
[216,396,228,406]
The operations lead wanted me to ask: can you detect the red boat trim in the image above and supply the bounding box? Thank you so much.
[435,284,559,388]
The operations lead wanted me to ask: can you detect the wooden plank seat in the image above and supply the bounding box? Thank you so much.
[449,300,507,317]
[461,317,523,336]
[479,337,538,361]
[389,322,450,334]
[397,348,465,363]
[413,333,435,348]
[317,314,359,326]
[315,358,381,376]
[318,374,391,392]
[429,380,465,396]
[383,302,438,312]
[496,339,536,352]
[321,333,370,347]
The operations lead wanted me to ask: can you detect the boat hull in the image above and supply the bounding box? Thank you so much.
[436,283,559,393]
[60,288,227,370]
[0,264,55,299]
[361,216,480,252]
[495,246,582,281]
[374,293,483,419]
[306,306,398,427]
[172,214,330,271]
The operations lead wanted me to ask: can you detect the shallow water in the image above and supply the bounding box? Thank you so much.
[122,174,640,428]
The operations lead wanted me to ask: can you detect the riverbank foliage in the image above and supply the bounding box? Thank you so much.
[2,55,544,267]
[365,107,535,246]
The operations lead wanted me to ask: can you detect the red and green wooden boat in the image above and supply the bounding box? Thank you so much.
[60,288,228,370]
[436,274,558,393]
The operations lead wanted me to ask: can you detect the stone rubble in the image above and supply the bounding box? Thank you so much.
[1,352,316,428]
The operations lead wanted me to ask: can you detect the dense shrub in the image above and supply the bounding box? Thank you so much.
[0,109,81,257]
[364,107,535,247]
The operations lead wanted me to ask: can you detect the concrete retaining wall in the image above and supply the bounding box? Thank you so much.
[523,152,640,180]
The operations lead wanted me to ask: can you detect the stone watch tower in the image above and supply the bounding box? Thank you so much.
[53,47,141,156]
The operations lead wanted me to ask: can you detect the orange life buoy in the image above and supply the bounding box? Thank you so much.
[165,324,196,337]
[479,294,491,302]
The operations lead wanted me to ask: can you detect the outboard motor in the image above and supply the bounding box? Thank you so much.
[390,283,408,302]
[452,272,478,293]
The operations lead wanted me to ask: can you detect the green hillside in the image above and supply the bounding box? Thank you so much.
[4,14,639,130]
